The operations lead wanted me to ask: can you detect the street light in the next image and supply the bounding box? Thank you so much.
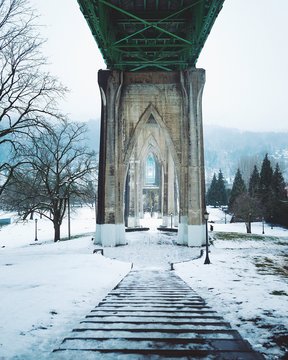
[34,218,38,241]
[262,217,265,234]
[204,210,210,264]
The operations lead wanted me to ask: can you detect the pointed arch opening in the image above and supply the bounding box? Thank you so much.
[124,105,179,229]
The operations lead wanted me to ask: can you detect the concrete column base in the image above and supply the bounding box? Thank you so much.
[174,215,179,227]
[95,224,127,247]
[127,216,140,228]
[162,216,169,227]
[177,220,205,247]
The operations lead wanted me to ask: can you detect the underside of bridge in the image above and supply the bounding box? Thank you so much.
[77,0,225,246]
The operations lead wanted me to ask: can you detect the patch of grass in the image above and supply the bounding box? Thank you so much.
[254,256,288,278]
[270,290,288,296]
[214,231,275,242]
[60,232,94,241]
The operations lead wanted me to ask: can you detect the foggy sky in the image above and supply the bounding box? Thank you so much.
[31,0,288,132]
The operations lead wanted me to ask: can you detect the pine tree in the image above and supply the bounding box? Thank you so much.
[217,169,228,206]
[259,154,273,199]
[259,154,274,220]
[272,163,286,200]
[248,165,260,197]
[207,173,218,207]
[228,168,247,210]
[207,170,228,207]
[270,163,287,226]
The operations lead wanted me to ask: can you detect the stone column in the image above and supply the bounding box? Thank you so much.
[162,152,175,227]
[177,69,206,247]
[127,159,140,227]
[95,70,126,246]
[161,162,169,227]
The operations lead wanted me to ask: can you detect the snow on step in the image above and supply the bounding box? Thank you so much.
[85,315,224,322]
[74,322,231,331]
[57,338,254,352]
[53,269,264,359]
[90,310,218,316]
[68,329,241,340]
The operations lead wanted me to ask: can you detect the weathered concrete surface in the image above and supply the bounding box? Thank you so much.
[96,69,206,247]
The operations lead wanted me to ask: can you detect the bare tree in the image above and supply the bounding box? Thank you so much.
[0,0,66,195]
[230,193,264,233]
[2,121,97,241]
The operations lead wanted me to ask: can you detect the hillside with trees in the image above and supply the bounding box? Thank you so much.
[204,125,288,184]
[206,154,288,229]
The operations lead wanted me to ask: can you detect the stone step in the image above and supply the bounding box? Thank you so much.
[76,322,232,331]
[102,293,204,297]
[52,349,264,359]
[70,329,242,339]
[58,338,255,352]
[95,305,212,311]
[86,315,224,321]
[83,317,225,324]
[99,300,206,306]
[90,309,218,315]
[53,269,264,359]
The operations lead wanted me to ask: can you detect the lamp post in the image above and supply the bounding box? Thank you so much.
[34,218,38,241]
[204,210,210,264]
[262,217,265,234]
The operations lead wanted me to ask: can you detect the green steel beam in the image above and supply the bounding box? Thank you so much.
[99,0,193,46]
[77,0,225,71]
[111,1,205,47]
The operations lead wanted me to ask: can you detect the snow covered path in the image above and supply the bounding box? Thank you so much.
[104,229,201,270]
[54,269,264,359]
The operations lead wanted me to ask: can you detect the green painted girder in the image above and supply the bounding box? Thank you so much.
[77,0,225,71]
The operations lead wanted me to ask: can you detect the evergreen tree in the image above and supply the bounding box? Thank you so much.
[270,163,287,226]
[259,154,273,199]
[206,173,218,207]
[228,168,246,210]
[216,169,228,206]
[272,163,286,200]
[259,154,274,220]
[248,165,260,197]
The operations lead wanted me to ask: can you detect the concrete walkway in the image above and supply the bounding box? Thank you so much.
[54,269,264,359]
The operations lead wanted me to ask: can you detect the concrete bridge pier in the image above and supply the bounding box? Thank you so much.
[177,69,206,247]
[95,71,126,247]
[95,69,206,247]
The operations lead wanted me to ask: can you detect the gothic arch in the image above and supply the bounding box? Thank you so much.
[124,103,180,175]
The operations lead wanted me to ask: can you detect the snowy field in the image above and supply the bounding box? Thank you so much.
[176,208,288,360]
[0,206,287,359]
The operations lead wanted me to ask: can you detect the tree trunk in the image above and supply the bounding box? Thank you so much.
[245,221,251,233]
[54,222,61,242]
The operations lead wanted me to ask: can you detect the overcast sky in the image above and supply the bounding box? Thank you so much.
[30,0,288,132]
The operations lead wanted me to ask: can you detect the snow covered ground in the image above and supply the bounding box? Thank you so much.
[0,208,131,359]
[0,206,287,359]
[176,207,288,360]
